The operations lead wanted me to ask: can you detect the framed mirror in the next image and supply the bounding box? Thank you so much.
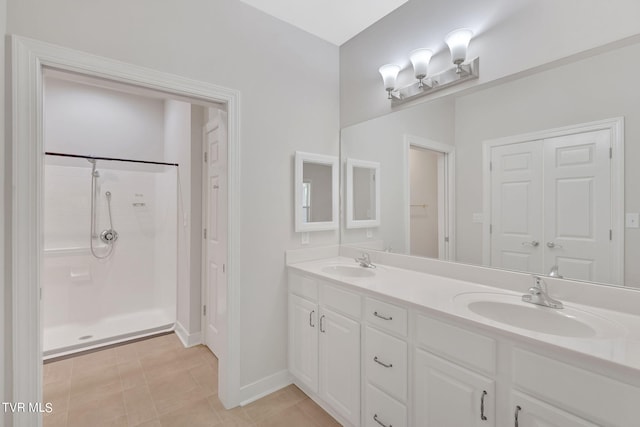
[294,151,339,232]
[346,158,380,229]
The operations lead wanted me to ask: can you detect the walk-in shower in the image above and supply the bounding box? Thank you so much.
[42,152,178,358]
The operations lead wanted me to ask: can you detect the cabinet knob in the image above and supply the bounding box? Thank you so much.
[373,311,393,321]
[514,405,522,427]
[373,413,392,427]
[309,310,315,328]
[480,390,488,421]
[373,356,393,368]
[319,315,326,333]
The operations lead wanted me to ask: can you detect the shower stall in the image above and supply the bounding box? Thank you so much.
[42,152,178,358]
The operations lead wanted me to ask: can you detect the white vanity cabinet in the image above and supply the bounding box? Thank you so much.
[413,314,496,427]
[287,263,640,427]
[511,392,600,427]
[363,297,409,427]
[288,271,361,426]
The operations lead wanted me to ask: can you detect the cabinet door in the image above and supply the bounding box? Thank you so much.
[414,349,495,427]
[319,307,360,426]
[289,294,318,392]
[512,391,600,427]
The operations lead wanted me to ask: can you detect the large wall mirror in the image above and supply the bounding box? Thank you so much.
[341,38,640,289]
[295,151,339,232]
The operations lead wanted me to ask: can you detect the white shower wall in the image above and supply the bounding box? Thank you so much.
[42,162,177,355]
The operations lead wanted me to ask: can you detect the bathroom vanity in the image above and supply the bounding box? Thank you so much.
[287,253,640,427]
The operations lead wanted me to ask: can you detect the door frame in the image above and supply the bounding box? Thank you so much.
[481,117,624,283]
[403,134,456,260]
[10,35,242,425]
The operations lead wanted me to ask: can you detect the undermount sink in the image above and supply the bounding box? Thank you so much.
[321,264,376,278]
[454,292,622,338]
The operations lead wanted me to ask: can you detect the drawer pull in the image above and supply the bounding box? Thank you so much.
[309,310,315,327]
[373,414,392,427]
[480,390,487,421]
[374,311,393,321]
[374,356,393,368]
[320,315,326,333]
[514,405,521,427]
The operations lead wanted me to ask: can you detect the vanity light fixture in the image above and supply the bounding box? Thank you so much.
[378,64,401,99]
[409,48,433,88]
[379,28,479,105]
[445,28,473,73]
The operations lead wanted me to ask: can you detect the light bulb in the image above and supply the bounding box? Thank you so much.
[378,64,401,91]
[409,48,433,81]
[445,28,473,66]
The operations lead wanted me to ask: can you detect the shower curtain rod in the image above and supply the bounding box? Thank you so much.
[45,151,179,167]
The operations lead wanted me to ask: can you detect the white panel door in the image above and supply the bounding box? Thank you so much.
[414,349,495,427]
[288,294,319,393]
[204,108,228,359]
[490,141,543,273]
[512,391,599,427]
[319,307,361,426]
[543,129,612,283]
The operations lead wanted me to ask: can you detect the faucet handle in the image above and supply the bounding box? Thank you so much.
[531,275,548,292]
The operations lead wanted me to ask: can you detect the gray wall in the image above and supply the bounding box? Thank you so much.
[340,0,640,127]
[341,96,455,253]
[5,0,339,396]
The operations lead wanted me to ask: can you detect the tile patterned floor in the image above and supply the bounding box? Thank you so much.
[43,333,341,427]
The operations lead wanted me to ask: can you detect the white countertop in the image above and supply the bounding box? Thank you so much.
[288,256,640,373]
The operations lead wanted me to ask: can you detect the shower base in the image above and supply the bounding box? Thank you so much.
[43,308,175,360]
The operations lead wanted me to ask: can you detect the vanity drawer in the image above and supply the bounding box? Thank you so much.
[365,326,407,402]
[288,271,318,302]
[365,384,407,427]
[365,297,407,337]
[321,283,361,319]
[513,349,640,427]
[415,314,496,375]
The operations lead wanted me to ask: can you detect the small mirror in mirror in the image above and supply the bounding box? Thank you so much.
[346,158,380,229]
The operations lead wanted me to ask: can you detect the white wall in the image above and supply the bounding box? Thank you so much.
[44,78,165,161]
[6,0,340,393]
[340,0,640,127]
[163,99,193,336]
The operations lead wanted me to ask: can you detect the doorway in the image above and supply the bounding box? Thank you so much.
[10,36,241,425]
[404,135,455,260]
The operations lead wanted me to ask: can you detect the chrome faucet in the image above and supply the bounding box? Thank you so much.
[548,265,563,278]
[355,252,376,268]
[522,275,564,309]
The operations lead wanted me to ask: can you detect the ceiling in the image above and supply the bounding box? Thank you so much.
[237,0,410,46]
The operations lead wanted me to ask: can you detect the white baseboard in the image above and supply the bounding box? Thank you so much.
[239,369,293,406]
[175,321,202,348]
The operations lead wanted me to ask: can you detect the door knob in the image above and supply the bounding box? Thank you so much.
[522,240,539,247]
[546,242,563,249]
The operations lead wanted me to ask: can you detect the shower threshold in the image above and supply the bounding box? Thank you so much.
[43,308,175,360]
